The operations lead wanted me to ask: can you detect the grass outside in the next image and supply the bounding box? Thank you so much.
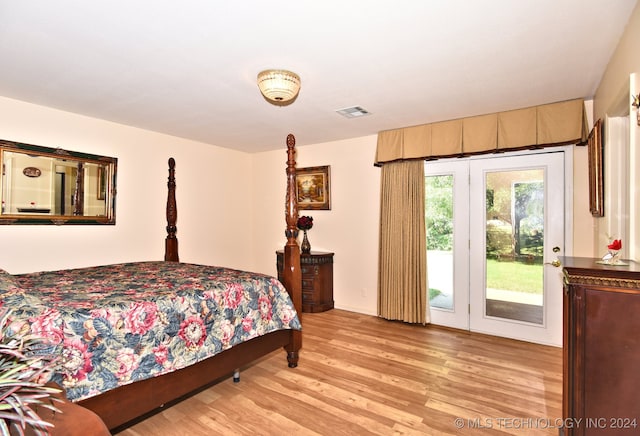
[428,288,442,300]
[427,254,543,301]
[486,258,542,294]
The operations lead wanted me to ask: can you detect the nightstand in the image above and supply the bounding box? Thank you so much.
[276,250,334,313]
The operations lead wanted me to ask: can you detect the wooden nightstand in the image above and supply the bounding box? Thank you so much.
[276,250,334,313]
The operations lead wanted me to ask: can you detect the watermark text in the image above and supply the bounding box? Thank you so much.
[453,417,638,431]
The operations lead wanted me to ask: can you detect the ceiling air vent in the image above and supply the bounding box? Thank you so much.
[336,106,370,118]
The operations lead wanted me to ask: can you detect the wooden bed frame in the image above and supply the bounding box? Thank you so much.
[77,134,302,431]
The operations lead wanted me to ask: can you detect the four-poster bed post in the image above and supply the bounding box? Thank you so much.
[282,133,302,365]
[164,157,179,262]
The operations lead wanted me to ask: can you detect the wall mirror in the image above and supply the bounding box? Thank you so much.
[0,139,117,224]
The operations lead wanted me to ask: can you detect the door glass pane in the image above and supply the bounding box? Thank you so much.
[426,175,453,310]
[485,170,544,324]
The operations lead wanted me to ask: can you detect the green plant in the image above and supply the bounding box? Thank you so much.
[425,175,453,251]
[428,288,442,300]
[0,309,61,436]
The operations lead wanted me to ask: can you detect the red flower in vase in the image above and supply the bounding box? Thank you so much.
[297,216,313,231]
[607,239,622,251]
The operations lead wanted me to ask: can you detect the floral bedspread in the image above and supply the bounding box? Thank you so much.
[2,261,300,402]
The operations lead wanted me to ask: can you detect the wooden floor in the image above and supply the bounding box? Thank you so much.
[116,309,562,436]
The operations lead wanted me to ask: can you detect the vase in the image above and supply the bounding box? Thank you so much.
[605,250,620,265]
[301,230,311,254]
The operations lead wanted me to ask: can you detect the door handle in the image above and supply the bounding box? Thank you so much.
[544,246,562,267]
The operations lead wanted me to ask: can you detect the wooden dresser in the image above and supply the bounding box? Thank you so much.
[561,256,640,435]
[277,250,334,313]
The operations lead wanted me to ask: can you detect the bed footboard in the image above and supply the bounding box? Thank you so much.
[80,331,292,430]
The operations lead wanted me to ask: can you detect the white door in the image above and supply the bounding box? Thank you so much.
[426,151,566,346]
[425,161,469,330]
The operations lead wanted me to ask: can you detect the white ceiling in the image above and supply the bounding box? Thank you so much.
[0,1,637,153]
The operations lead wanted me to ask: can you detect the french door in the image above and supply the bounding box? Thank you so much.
[426,150,567,346]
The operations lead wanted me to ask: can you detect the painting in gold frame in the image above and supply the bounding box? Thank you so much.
[588,118,604,217]
[296,165,330,210]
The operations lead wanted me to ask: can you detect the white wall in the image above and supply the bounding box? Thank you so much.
[631,73,640,261]
[593,2,640,260]
[0,96,254,273]
[251,135,381,315]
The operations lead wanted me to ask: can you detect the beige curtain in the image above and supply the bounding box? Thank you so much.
[378,160,429,324]
[375,98,587,164]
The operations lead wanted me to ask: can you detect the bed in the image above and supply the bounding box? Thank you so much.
[1,134,303,431]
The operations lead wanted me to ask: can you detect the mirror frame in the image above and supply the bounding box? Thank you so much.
[0,139,117,225]
[587,119,604,217]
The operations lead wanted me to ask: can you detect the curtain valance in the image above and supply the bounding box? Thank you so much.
[375,98,587,165]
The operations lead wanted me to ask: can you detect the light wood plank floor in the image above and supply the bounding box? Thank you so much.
[116,309,562,436]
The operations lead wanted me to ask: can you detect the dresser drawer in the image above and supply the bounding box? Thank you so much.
[302,291,314,304]
[301,265,318,277]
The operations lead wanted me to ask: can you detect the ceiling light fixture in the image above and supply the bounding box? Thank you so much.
[257,69,301,106]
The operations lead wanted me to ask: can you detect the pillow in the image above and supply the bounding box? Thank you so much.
[0,269,24,295]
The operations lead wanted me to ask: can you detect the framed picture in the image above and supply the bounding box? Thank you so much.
[588,118,604,217]
[296,165,331,210]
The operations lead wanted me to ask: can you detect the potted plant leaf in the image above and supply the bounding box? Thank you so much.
[0,308,61,436]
